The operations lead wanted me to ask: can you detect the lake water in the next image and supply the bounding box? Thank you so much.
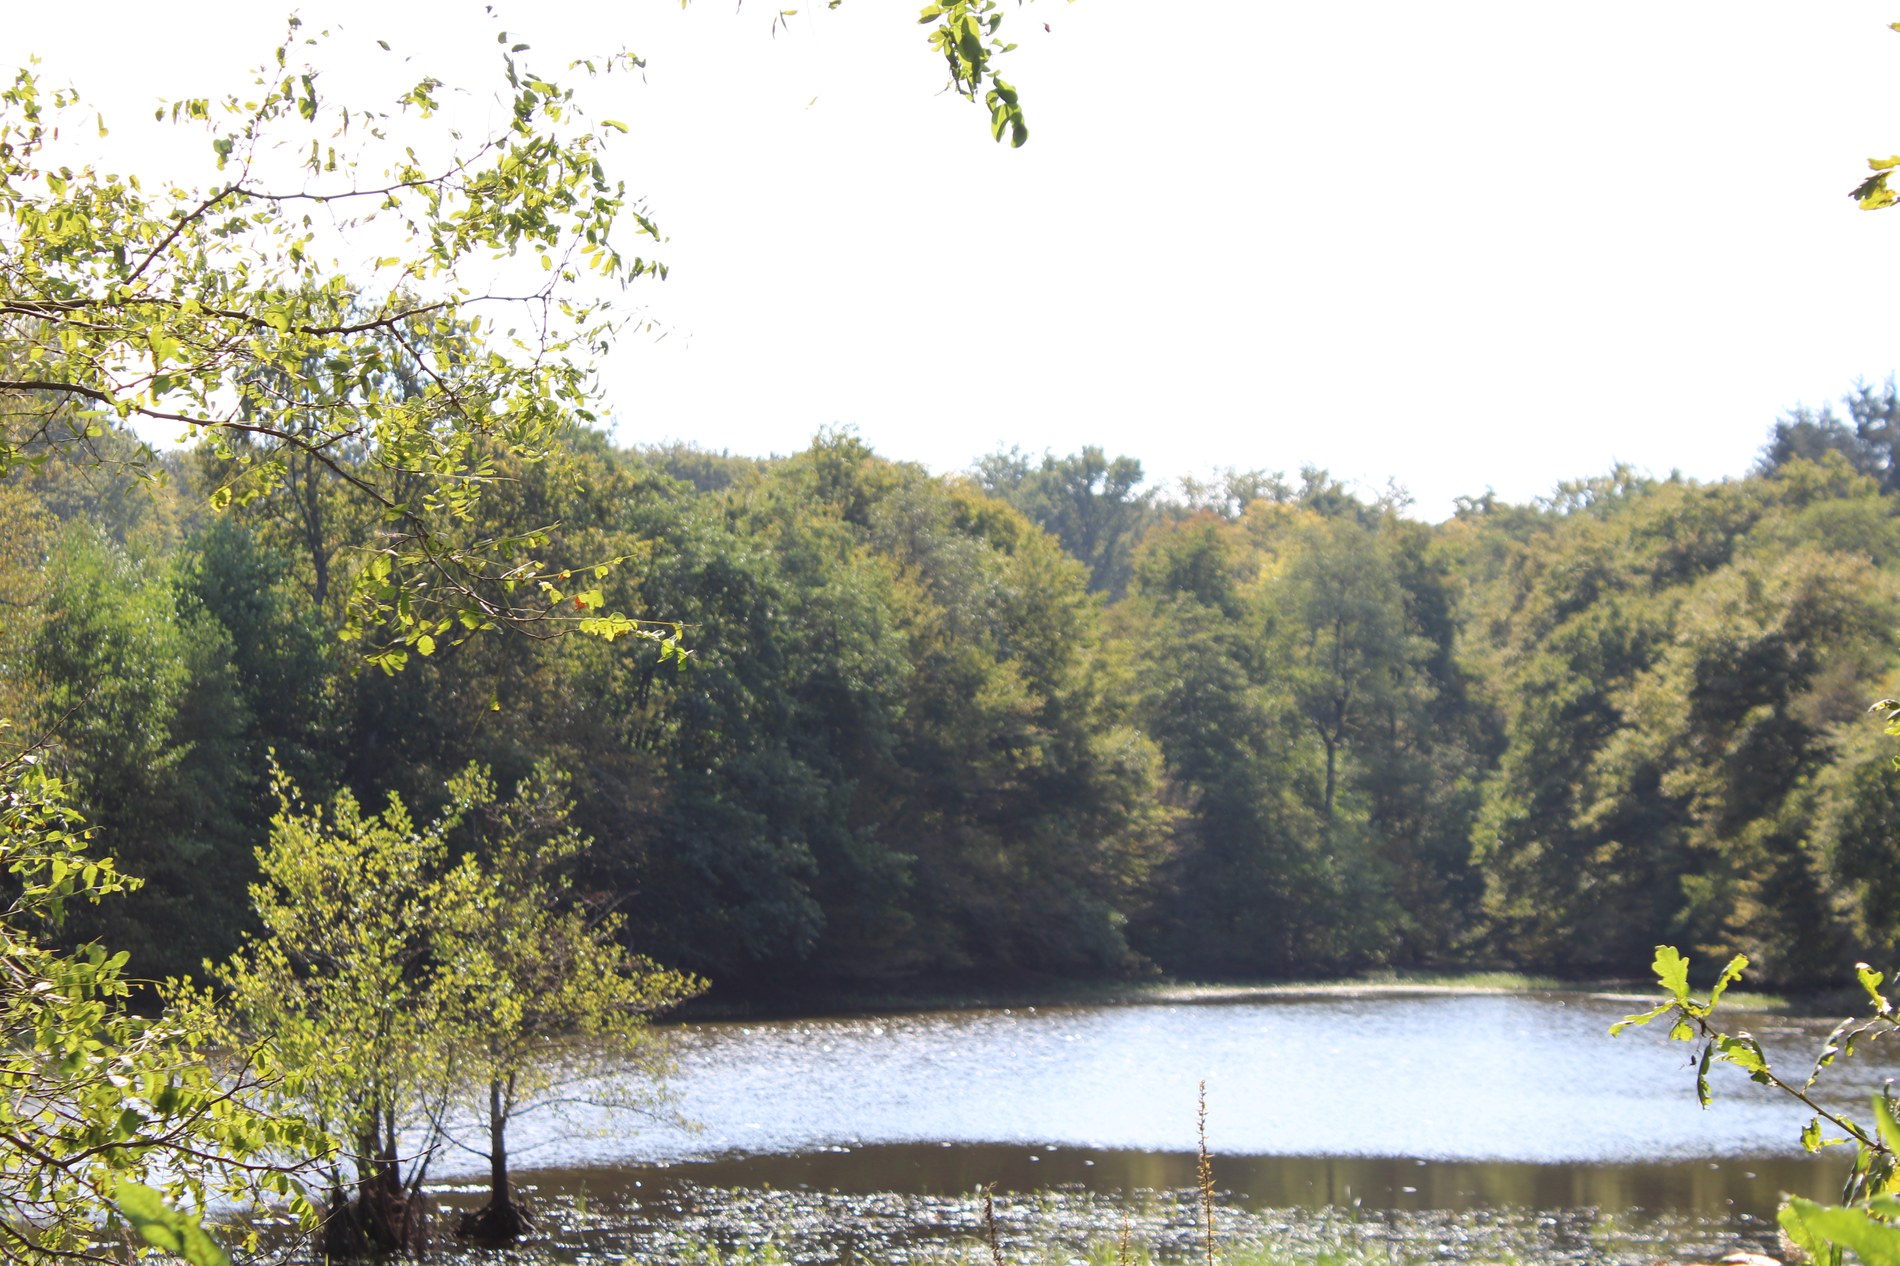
[417,990,1900,1264]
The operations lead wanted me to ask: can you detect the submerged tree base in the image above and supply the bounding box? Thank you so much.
[458,1195,535,1246]
[323,1187,427,1259]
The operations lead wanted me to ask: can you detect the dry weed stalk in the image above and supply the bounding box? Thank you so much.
[982,1184,1005,1266]
[1196,1079,1215,1266]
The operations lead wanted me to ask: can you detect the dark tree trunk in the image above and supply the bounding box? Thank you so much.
[322,1135,421,1259]
[458,1078,533,1244]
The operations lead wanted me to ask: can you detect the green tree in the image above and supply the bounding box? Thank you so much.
[27,524,254,976]
[206,761,701,1253]
[973,446,1155,598]
[0,30,682,667]
[207,772,455,1257]
[1465,469,1900,979]
[1757,381,1900,495]
[1272,514,1423,846]
[431,765,703,1242]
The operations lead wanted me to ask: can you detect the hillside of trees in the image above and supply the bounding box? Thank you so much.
[10,390,1900,994]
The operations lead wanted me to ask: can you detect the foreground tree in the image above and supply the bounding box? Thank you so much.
[432,765,703,1243]
[203,772,453,1256]
[0,21,699,667]
[205,762,699,1252]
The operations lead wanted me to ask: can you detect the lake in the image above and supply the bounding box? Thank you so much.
[416,990,1899,1264]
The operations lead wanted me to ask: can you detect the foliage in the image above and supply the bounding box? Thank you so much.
[973,446,1155,598]
[1758,382,1900,496]
[23,523,259,975]
[0,21,687,668]
[201,759,699,1251]
[913,0,1045,146]
[15,414,1900,998]
[431,763,704,1240]
[0,734,320,1266]
[1614,947,1900,1266]
[196,767,454,1255]
[1463,468,1900,979]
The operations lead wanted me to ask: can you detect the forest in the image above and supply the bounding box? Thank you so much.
[10,384,1900,995]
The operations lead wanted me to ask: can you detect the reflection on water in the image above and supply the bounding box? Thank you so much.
[589,1143,1844,1220]
[427,1147,1830,1266]
[405,991,1895,1261]
[497,990,1899,1172]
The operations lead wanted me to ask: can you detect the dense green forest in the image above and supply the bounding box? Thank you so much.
[10,388,1900,993]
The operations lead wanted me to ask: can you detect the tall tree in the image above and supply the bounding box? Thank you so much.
[973,446,1155,598]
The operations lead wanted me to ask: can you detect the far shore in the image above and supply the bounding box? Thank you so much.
[673,968,1811,1024]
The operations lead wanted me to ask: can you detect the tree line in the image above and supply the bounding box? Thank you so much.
[10,398,1900,995]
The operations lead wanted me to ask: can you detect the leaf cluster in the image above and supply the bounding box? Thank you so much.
[1615,947,1900,1266]
[0,734,321,1266]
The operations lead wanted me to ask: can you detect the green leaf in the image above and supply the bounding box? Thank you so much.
[1652,945,1691,1001]
[1708,954,1748,1007]
[114,1183,233,1266]
[1859,963,1891,1015]
[1876,1092,1900,1153]
[1781,1197,1900,1266]
[415,634,436,656]
[1716,1033,1768,1077]
[1609,1000,1672,1036]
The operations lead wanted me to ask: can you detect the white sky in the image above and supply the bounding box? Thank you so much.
[13,2,1900,519]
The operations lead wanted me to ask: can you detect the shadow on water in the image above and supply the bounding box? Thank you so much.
[589,1140,1839,1216]
[410,1146,1847,1266]
[577,1143,1846,1220]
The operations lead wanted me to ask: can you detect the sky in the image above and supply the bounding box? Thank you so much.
[12,2,1900,519]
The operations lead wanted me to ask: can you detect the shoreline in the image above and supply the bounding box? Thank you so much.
[671,969,1803,1024]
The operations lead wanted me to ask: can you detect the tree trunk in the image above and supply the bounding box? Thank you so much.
[458,1077,533,1244]
[1320,730,1339,844]
[322,1133,420,1259]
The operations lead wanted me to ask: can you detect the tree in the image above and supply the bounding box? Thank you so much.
[1756,380,1900,495]
[431,765,703,1243]
[205,762,701,1253]
[26,524,255,976]
[0,26,686,668]
[205,771,456,1257]
[973,446,1155,598]
[1272,514,1422,845]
